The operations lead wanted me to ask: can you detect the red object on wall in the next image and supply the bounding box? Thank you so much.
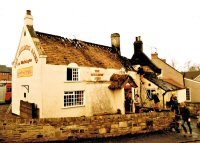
[5,83,12,103]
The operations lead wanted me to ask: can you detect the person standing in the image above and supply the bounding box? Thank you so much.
[179,102,192,137]
[151,92,160,111]
[134,94,140,113]
[170,92,179,114]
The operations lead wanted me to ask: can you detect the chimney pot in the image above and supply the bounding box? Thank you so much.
[26,10,31,15]
[24,10,33,26]
[134,36,143,54]
[151,52,158,59]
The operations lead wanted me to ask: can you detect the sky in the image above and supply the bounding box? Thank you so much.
[1,0,200,71]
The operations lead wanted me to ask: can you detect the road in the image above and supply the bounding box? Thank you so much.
[76,119,200,143]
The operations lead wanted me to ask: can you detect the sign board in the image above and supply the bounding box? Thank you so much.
[17,66,33,78]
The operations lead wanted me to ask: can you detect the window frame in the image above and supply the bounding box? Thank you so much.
[63,90,85,108]
[146,89,156,100]
[186,88,191,101]
[66,67,80,82]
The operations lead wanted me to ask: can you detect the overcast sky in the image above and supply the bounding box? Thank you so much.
[1,0,200,71]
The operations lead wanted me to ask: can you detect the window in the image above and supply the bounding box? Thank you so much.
[186,88,191,100]
[146,89,155,100]
[64,91,84,107]
[67,68,79,81]
[24,93,26,98]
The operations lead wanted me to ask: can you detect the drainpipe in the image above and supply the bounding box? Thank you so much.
[139,75,143,106]
[183,73,186,87]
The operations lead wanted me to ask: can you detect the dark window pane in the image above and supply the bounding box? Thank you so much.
[67,68,72,81]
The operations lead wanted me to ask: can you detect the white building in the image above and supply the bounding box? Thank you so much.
[12,10,185,118]
[12,10,141,118]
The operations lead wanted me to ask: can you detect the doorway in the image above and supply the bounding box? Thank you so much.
[124,83,134,113]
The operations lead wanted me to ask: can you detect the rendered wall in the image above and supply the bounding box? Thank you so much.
[12,26,43,116]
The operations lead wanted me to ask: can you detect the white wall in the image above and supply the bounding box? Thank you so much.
[40,64,133,118]
[12,26,43,116]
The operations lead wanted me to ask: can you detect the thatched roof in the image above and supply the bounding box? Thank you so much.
[36,32,133,70]
[108,74,138,90]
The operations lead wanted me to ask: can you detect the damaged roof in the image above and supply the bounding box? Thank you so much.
[35,31,133,70]
[108,74,138,90]
[144,72,184,91]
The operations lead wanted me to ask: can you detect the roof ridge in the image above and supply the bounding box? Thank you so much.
[36,31,68,41]
[80,40,116,53]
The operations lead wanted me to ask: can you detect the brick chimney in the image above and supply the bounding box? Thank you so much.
[134,36,143,54]
[24,10,33,26]
[151,52,158,59]
[111,33,120,55]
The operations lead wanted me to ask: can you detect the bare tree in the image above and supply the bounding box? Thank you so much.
[188,63,200,71]
[184,61,200,71]
[170,59,177,69]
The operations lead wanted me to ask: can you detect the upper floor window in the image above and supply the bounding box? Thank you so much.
[186,88,191,101]
[67,68,79,81]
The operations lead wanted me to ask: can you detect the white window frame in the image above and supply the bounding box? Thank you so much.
[66,67,80,82]
[186,88,191,101]
[63,90,85,108]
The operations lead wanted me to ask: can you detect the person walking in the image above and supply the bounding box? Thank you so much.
[179,102,192,137]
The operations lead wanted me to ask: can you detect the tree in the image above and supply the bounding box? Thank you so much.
[170,59,177,69]
[184,61,200,71]
[188,64,200,71]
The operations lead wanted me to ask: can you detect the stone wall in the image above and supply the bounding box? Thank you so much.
[186,102,200,118]
[0,112,174,142]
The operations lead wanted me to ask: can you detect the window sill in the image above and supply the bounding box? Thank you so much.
[62,105,85,109]
[64,81,81,83]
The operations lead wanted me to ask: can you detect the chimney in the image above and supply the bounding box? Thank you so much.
[111,33,120,55]
[134,36,143,54]
[24,10,33,26]
[162,59,166,63]
[151,52,158,59]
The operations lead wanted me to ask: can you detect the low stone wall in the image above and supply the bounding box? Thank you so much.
[186,102,200,118]
[0,112,174,142]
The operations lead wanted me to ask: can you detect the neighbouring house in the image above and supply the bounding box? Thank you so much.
[0,65,12,103]
[182,71,200,102]
[0,65,12,82]
[150,52,186,106]
[129,41,186,109]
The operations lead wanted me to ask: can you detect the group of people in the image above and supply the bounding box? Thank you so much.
[125,93,140,113]
[125,91,193,136]
[170,92,192,136]
[125,91,160,113]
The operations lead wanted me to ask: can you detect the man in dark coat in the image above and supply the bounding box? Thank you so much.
[180,102,192,136]
[170,92,179,114]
